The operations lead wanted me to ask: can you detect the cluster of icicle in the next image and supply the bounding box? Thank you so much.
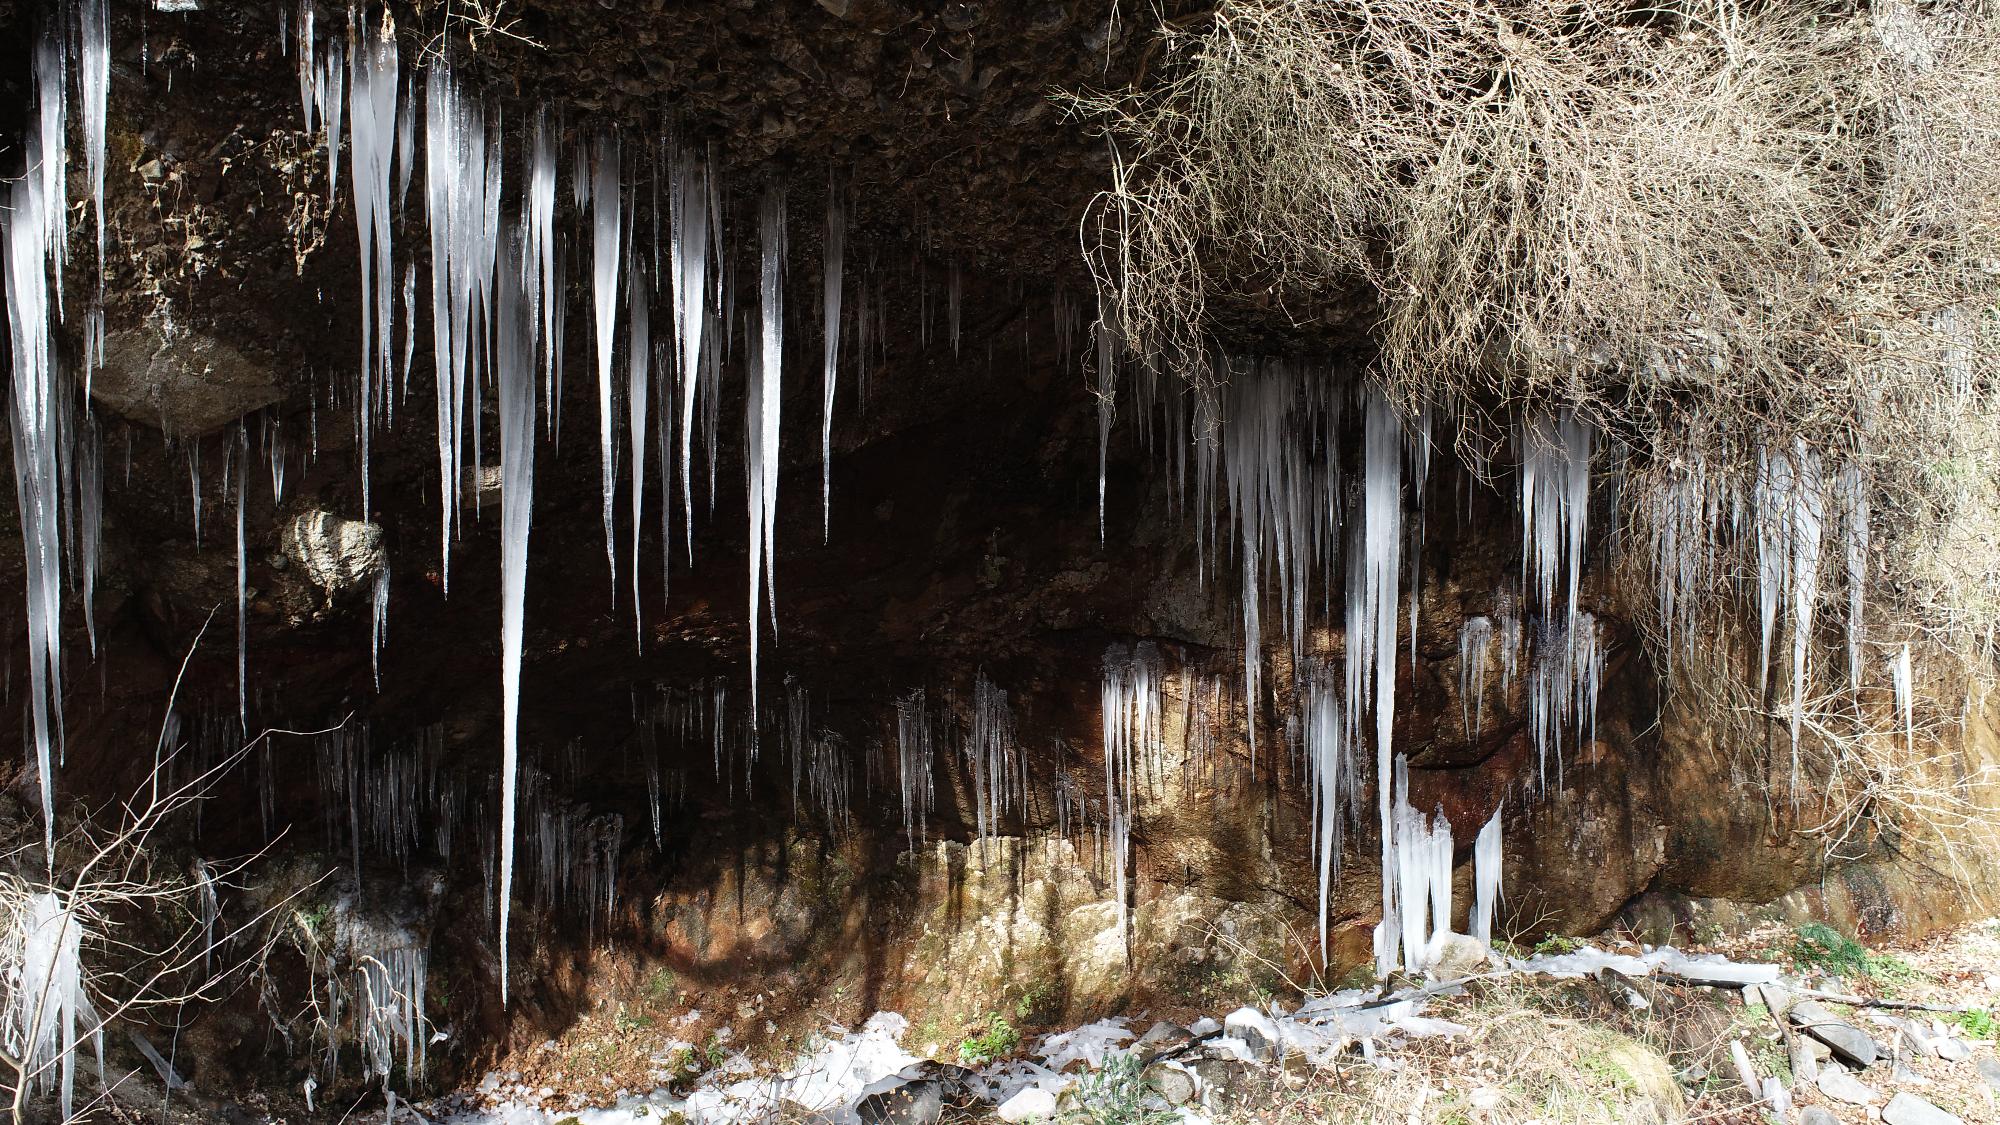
[285,0,883,1002]
[3,0,111,865]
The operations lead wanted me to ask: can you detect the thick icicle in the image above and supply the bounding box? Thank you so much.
[1348,391,1404,979]
[423,59,498,592]
[4,37,68,861]
[669,143,710,553]
[347,16,398,514]
[820,173,846,542]
[1471,807,1504,947]
[1892,644,1914,755]
[627,261,651,646]
[746,187,785,714]
[1101,644,1163,957]
[371,555,390,691]
[1517,413,1593,627]
[495,224,538,1006]
[1788,443,1824,760]
[591,129,623,600]
[1301,663,1345,960]
[79,0,110,292]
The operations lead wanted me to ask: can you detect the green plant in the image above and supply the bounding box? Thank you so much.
[644,967,677,1000]
[702,1032,728,1070]
[1532,934,1584,957]
[1787,924,1922,990]
[1066,1053,1175,1125]
[1955,1008,1996,1039]
[957,1012,1022,1065]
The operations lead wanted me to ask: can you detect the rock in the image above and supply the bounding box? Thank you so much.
[1222,1007,1280,1061]
[1135,1021,1193,1055]
[1933,1037,1970,1061]
[995,1087,1056,1122]
[283,510,386,599]
[855,1078,943,1125]
[91,326,284,438]
[1816,1066,1884,1106]
[1427,932,1494,977]
[1881,1092,1963,1125]
[1749,982,1798,1019]
[1791,1001,1884,1068]
[1800,1110,1842,1125]
[1144,1062,1195,1106]
[1977,1053,2000,1092]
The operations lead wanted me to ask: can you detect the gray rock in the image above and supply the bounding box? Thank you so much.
[1135,1021,1193,1055]
[856,1078,943,1125]
[1749,982,1798,1019]
[1799,1110,1841,1125]
[91,326,284,438]
[1933,1036,1970,1061]
[1815,1065,1883,1106]
[283,511,386,599]
[1791,1000,1883,1069]
[1144,1063,1195,1106]
[1977,1053,2000,1092]
[1881,1091,1963,1125]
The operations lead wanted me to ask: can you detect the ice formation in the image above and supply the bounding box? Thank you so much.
[746,187,786,714]
[1471,807,1504,946]
[591,129,624,598]
[896,689,934,851]
[627,260,652,644]
[1,893,103,1120]
[821,174,846,541]
[347,15,399,515]
[495,223,540,1005]
[1101,644,1164,951]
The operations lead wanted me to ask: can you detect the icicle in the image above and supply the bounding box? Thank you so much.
[424,60,499,592]
[669,142,710,554]
[1100,644,1163,958]
[1754,446,1793,697]
[1788,443,1825,763]
[78,419,102,657]
[347,14,398,515]
[1471,807,1503,947]
[1389,757,1453,973]
[79,0,110,293]
[1093,311,1115,543]
[820,172,846,542]
[1517,412,1592,628]
[4,36,69,862]
[1301,663,1345,961]
[495,224,538,1006]
[1348,391,1403,979]
[1459,616,1493,744]
[236,428,249,730]
[627,261,651,648]
[746,187,785,715]
[3,893,104,1119]
[371,555,390,690]
[1892,644,1914,755]
[896,689,933,851]
[1840,465,1869,689]
[948,258,962,356]
[526,111,558,422]
[591,129,623,600]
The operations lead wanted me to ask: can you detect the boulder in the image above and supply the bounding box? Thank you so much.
[91,326,284,438]
[855,1078,943,1125]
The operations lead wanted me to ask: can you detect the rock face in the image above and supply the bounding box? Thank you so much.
[4,0,2000,1111]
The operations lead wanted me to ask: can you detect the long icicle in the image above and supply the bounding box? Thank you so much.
[820,171,845,542]
[628,260,650,648]
[496,221,537,1006]
[591,128,623,602]
[347,13,398,516]
[747,186,786,716]
[670,142,709,557]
